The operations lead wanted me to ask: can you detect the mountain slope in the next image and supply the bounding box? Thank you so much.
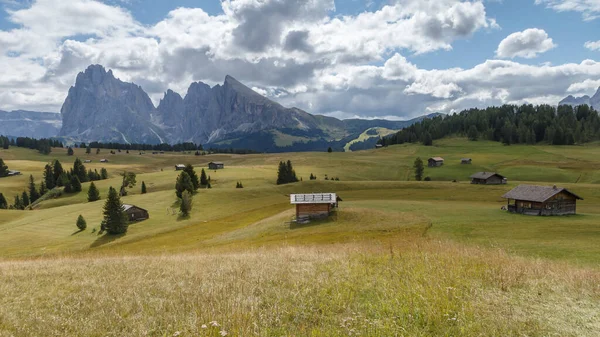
[59,65,166,144]
[0,110,62,138]
[559,87,600,108]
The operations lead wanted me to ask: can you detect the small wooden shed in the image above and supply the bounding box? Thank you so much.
[123,204,149,222]
[428,157,444,167]
[502,185,583,216]
[175,164,186,171]
[461,158,472,164]
[209,162,224,170]
[290,193,341,220]
[470,172,507,185]
[100,159,109,163]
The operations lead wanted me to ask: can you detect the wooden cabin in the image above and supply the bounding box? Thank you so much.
[175,164,186,171]
[470,172,507,185]
[502,185,583,216]
[461,158,472,164]
[100,159,109,163]
[6,170,21,176]
[84,160,92,163]
[428,157,444,167]
[375,144,384,149]
[290,193,341,220]
[208,162,224,170]
[123,204,149,222]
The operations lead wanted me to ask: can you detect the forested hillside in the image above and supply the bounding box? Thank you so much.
[382,104,600,146]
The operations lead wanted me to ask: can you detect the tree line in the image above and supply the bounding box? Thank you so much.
[0,135,64,154]
[380,104,600,146]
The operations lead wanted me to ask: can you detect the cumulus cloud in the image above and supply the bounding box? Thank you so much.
[535,0,600,21]
[0,0,598,120]
[585,40,600,51]
[496,28,556,59]
[567,79,600,92]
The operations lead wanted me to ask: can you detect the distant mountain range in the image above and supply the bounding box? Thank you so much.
[2,64,439,151]
[0,110,61,138]
[559,87,600,108]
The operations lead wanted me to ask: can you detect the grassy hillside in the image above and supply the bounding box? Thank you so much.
[1,139,600,335]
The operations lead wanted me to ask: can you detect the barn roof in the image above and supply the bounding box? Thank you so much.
[429,157,444,162]
[209,162,224,165]
[290,193,339,204]
[502,185,583,202]
[461,158,472,161]
[123,204,148,212]
[175,164,185,167]
[470,172,505,180]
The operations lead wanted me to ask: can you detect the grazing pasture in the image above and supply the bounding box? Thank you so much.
[1,138,600,335]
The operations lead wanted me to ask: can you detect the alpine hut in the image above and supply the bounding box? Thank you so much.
[502,185,583,216]
[208,162,224,170]
[123,204,149,222]
[175,164,186,171]
[428,157,444,167]
[290,193,341,220]
[470,172,507,185]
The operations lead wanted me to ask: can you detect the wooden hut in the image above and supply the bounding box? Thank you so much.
[175,164,186,171]
[209,162,224,170]
[100,159,109,163]
[502,185,583,216]
[428,157,444,167]
[470,172,507,185]
[461,158,472,164]
[290,193,341,220]
[123,204,149,222]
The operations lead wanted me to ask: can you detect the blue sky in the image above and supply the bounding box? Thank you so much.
[0,0,599,118]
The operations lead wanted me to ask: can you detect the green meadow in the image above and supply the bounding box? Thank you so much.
[1,139,599,336]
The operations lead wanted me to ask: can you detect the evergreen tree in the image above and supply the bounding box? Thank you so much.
[22,191,30,208]
[467,125,479,141]
[180,190,193,216]
[67,147,74,156]
[28,175,40,203]
[175,171,194,198]
[0,193,7,209]
[184,164,200,190]
[43,163,55,189]
[86,146,91,154]
[422,132,433,146]
[100,168,108,180]
[327,147,333,153]
[88,182,100,202]
[200,168,208,186]
[39,181,48,197]
[277,160,299,185]
[413,157,424,181]
[102,187,128,235]
[0,158,9,177]
[76,215,87,231]
[119,172,136,196]
[141,181,147,194]
[96,148,100,155]
[73,158,88,182]
[52,160,64,187]
[13,195,22,210]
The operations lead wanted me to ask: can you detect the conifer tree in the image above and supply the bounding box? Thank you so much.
[100,168,108,180]
[39,181,48,196]
[86,146,91,154]
[180,190,193,216]
[28,175,40,203]
[141,181,147,194]
[76,215,87,231]
[0,158,9,177]
[52,160,64,187]
[200,168,208,186]
[0,193,7,209]
[67,147,74,156]
[67,176,82,193]
[184,164,200,190]
[413,157,424,181]
[175,171,194,198]
[22,191,30,208]
[44,163,55,189]
[13,195,22,210]
[88,182,100,202]
[73,158,88,182]
[96,148,100,155]
[102,187,128,235]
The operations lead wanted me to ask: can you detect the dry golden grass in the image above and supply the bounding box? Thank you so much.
[1,238,599,336]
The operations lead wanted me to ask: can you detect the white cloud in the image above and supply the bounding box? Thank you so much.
[585,40,600,51]
[496,28,556,59]
[535,0,600,21]
[567,79,600,92]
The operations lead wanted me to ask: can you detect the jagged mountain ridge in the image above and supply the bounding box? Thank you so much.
[559,87,600,108]
[58,65,433,151]
[0,110,62,138]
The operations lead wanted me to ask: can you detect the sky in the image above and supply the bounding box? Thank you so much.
[0,0,599,120]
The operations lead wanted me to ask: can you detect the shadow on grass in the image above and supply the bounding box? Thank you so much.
[90,233,126,248]
[177,213,189,221]
[71,229,85,236]
[290,218,333,230]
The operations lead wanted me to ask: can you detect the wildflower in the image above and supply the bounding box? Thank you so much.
[220,330,228,336]
[173,332,181,337]
[210,321,220,327]
[201,324,207,329]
